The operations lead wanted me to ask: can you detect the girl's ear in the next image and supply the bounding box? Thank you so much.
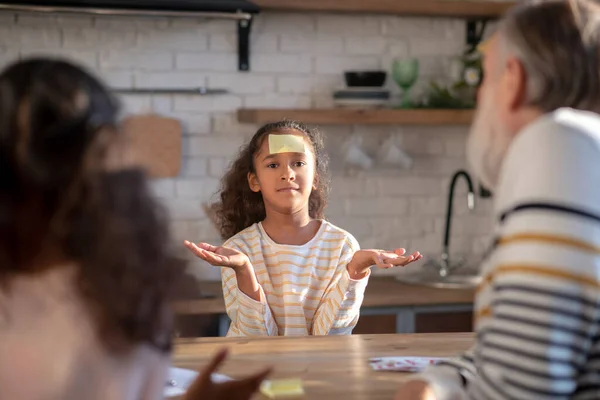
[248,172,261,192]
[312,174,318,191]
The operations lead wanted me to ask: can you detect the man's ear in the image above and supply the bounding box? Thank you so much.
[248,172,261,192]
[502,56,527,111]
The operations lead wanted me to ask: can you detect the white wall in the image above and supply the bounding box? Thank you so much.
[0,10,495,280]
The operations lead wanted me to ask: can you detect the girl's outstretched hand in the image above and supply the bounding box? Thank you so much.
[367,248,423,269]
[184,241,251,270]
[348,248,422,279]
[183,348,272,400]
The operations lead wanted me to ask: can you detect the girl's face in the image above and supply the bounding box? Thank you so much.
[248,130,317,216]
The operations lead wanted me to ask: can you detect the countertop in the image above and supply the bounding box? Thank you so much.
[172,276,475,315]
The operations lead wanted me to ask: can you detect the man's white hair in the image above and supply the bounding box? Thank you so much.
[495,0,600,112]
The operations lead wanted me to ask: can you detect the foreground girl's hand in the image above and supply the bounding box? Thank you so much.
[347,248,422,279]
[184,241,251,270]
[183,349,272,400]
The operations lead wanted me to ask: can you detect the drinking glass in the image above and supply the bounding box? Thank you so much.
[392,58,419,108]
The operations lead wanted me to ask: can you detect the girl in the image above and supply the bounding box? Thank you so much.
[185,120,422,337]
[0,57,268,400]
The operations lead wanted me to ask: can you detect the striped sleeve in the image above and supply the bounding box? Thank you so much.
[413,114,600,399]
[221,240,278,337]
[312,234,369,335]
[463,210,600,399]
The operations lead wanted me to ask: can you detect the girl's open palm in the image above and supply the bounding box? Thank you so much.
[184,241,250,270]
[367,248,423,269]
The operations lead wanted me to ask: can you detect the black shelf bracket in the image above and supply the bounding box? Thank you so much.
[465,19,489,53]
[237,16,253,71]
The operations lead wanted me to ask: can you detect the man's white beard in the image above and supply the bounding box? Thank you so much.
[466,89,512,191]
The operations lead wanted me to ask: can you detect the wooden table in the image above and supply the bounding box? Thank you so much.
[173,333,474,400]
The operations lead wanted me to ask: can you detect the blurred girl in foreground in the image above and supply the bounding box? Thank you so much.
[0,57,268,400]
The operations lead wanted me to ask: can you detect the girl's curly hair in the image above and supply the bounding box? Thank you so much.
[0,58,186,354]
[210,120,330,240]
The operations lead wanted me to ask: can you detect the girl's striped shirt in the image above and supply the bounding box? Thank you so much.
[415,108,600,399]
[220,220,369,337]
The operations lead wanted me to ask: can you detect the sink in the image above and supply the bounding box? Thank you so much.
[395,257,482,289]
[400,169,484,290]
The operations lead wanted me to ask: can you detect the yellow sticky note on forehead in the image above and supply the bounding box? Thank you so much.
[268,134,306,155]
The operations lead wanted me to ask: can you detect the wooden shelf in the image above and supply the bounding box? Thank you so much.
[237,108,475,126]
[253,0,515,18]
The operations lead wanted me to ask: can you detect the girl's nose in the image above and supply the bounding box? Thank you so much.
[281,166,295,181]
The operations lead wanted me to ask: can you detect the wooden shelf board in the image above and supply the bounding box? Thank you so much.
[253,0,515,18]
[237,108,475,125]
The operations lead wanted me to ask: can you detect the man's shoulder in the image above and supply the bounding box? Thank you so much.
[497,109,600,216]
[521,108,600,152]
[552,108,600,143]
[502,109,600,182]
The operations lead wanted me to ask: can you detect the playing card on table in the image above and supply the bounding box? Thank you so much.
[369,357,446,372]
[164,367,232,397]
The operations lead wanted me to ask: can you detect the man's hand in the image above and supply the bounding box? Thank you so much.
[394,380,437,400]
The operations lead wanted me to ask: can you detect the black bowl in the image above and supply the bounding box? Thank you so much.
[344,71,387,87]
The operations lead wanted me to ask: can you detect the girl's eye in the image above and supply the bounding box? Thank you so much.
[267,163,278,168]
[294,161,306,167]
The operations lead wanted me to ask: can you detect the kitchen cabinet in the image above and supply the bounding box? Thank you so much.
[176,305,474,337]
[172,277,475,337]
[354,309,473,335]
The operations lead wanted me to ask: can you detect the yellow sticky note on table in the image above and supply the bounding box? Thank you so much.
[260,378,305,399]
[268,134,306,155]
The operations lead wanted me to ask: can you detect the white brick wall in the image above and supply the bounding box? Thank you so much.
[0,10,495,281]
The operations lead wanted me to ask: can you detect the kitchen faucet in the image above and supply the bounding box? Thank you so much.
[440,170,475,277]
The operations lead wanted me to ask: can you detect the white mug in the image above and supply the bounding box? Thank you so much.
[377,136,412,169]
[341,135,373,170]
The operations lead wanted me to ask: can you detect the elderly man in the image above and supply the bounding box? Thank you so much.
[396,1,600,399]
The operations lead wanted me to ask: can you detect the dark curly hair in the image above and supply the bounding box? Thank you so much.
[0,58,186,354]
[210,120,330,240]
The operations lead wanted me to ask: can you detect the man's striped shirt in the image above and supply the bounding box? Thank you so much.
[416,108,600,399]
